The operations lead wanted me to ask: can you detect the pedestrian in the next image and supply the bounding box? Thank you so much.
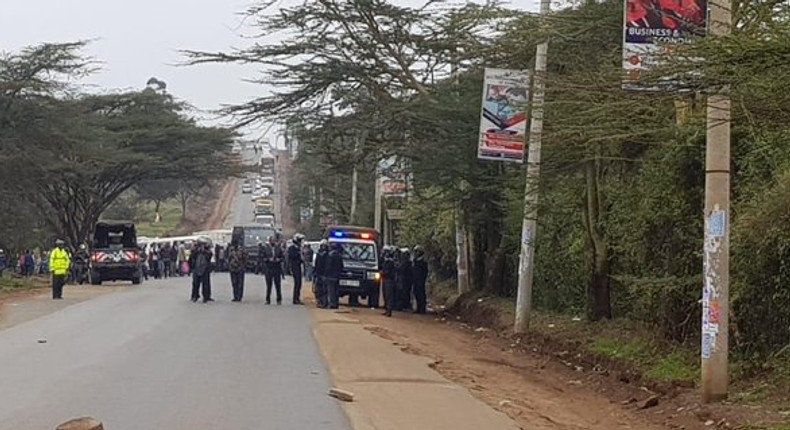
[188,238,214,303]
[50,239,71,300]
[412,245,429,314]
[380,246,398,317]
[313,240,329,308]
[228,244,248,302]
[161,243,172,278]
[0,249,7,278]
[397,248,414,311]
[263,236,284,305]
[23,250,34,277]
[324,242,344,309]
[287,233,305,305]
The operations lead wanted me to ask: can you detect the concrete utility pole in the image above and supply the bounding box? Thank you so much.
[374,167,383,233]
[515,0,550,334]
[701,0,732,403]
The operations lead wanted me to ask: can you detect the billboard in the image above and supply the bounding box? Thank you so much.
[478,68,530,163]
[378,156,409,198]
[623,0,707,89]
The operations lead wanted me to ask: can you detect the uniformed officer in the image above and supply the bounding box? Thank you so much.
[188,239,214,303]
[324,242,344,309]
[228,244,248,302]
[313,240,329,308]
[263,235,284,305]
[49,239,71,300]
[380,246,397,317]
[412,245,429,314]
[287,233,305,305]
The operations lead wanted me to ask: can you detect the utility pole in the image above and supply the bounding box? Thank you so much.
[701,0,732,403]
[451,38,470,295]
[515,0,550,334]
[374,166,382,233]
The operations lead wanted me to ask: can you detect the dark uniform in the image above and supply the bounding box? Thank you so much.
[380,248,397,317]
[412,248,429,314]
[263,239,284,304]
[397,250,413,311]
[287,238,304,305]
[324,243,344,309]
[228,245,248,302]
[313,243,329,308]
[188,244,213,303]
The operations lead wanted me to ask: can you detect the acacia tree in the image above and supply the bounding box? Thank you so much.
[0,43,235,248]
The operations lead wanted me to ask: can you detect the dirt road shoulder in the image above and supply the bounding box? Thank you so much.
[309,307,520,430]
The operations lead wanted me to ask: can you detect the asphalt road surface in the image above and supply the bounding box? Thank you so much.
[0,149,348,429]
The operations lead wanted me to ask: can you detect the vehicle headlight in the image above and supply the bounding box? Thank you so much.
[366,271,381,281]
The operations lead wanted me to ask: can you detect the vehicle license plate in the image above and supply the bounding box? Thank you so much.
[340,280,360,287]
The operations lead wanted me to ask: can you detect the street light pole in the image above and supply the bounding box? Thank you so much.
[515,0,550,334]
[701,0,732,403]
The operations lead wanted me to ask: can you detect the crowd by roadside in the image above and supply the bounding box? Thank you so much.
[0,248,53,279]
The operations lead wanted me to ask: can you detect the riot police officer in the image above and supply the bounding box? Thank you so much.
[313,240,329,308]
[412,245,429,314]
[324,242,344,309]
[263,235,284,304]
[380,246,398,317]
[287,233,306,305]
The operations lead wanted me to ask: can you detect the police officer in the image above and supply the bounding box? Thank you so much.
[412,245,429,314]
[313,240,329,308]
[72,244,89,285]
[324,242,344,309]
[380,246,398,317]
[397,248,414,311]
[50,239,71,300]
[287,233,305,305]
[228,244,248,302]
[263,235,284,305]
[188,239,214,303]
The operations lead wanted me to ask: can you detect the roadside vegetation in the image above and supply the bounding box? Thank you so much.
[187,0,790,419]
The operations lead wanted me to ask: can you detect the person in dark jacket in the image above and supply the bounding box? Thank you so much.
[263,236,284,305]
[380,246,398,317]
[188,239,214,303]
[0,249,7,278]
[397,248,414,311]
[287,233,305,305]
[227,244,248,302]
[313,240,329,308]
[412,245,429,314]
[324,242,344,309]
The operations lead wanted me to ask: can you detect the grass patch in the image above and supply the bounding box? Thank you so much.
[646,352,697,381]
[589,337,654,362]
[0,276,49,294]
[136,200,184,238]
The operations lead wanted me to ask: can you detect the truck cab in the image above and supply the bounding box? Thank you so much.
[325,226,381,308]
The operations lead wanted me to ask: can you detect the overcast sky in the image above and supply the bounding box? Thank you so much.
[1,0,539,142]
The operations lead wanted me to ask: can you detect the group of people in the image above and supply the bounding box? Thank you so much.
[380,245,429,317]
[0,249,50,277]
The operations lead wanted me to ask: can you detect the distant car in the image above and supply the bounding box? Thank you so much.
[241,183,252,193]
[254,214,276,228]
[231,144,242,154]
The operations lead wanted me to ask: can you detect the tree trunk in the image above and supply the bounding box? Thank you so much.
[582,159,612,321]
[154,199,162,223]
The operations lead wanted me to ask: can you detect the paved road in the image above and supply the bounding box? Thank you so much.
[0,149,349,429]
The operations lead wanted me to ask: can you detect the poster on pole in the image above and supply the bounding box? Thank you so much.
[622,0,707,90]
[478,68,530,163]
[377,156,409,198]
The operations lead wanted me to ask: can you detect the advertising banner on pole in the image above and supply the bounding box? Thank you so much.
[377,156,409,198]
[478,68,530,163]
[623,0,707,90]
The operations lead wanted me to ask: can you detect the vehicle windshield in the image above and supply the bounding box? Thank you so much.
[243,228,275,246]
[339,242,377,262]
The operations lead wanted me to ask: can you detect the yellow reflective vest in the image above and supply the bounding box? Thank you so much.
[50,247,71,276]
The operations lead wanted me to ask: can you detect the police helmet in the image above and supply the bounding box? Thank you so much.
[55,239,65,246]
[293,233,305,243]
[79,244,87,250]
